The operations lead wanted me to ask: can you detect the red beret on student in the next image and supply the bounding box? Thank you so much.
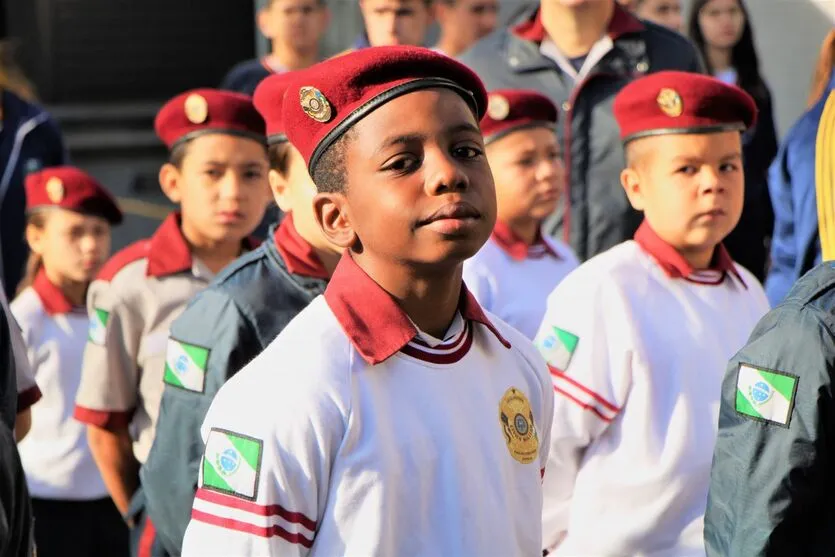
[25,167,122,224]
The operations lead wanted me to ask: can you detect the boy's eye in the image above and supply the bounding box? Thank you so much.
[244,170,264,180]
[515,157,535,167]
[382,154,420,174]
[676,165,697,175]
[204,169,223,179]
[453,146,483,160]
[719,163,740,173]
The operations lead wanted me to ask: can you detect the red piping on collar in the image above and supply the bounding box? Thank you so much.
[273,214,330,279]
[491,221,559,261]
[32,269,76,315]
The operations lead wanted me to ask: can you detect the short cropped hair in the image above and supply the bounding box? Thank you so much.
[268,142,293,176]
[168,141,191,169]
[310,129,355,194]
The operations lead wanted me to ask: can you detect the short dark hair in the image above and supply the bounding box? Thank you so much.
[168,140,191,168]
[311,129,354,194]
[268,142,293,176]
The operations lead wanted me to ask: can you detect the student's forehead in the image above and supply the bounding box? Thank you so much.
[184,134,267,163]
[366,0,426,10]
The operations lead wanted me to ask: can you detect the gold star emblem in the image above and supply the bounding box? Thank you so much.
[656,88,683,117]
[299,86,332,123]
[487,94,510,121]
[184,93,209,125]
[45,177,65,203]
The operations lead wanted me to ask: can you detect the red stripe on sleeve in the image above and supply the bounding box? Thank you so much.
[553,385,613,422]
[548,365,621,412]
[196,488,317,532]
[191,509,314,548]
[73,405,133,430]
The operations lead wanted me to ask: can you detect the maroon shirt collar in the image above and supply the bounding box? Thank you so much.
[634,221,746,288]
[323,254,510,365]
[146,212,261,278]
[512,3,645,44]
[491,221,559,261]
[273,214,330,280]
[32,269,76,316]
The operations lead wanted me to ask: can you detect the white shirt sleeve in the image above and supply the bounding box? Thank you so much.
[181,346,347,557]
[0,289,38,408]
[533,275,633,551]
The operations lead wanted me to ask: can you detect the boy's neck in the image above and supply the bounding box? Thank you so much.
[313,245,341,277]
[180,222,244,274]
[269,43,319,71]
[540,0,614,58]
[706,46,733,73]
[677,243,716,270]
[355,253,463,339]
[435,34,465,58]
[44,267,87,307]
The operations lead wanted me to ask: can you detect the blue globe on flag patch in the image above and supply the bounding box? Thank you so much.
[175,354,189,375]
[542,336,556,350]
[217,448,241,476]
[750,381,773,405]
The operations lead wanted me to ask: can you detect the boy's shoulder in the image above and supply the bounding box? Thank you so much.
[9,288,44,335]
[558,241,645,292]
[487,309,547,370]
[95,238,153,285]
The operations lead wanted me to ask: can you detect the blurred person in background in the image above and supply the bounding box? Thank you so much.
[459,0,703,263]
[347,0,433,51]
[764,30,835,306]
[689,0,778,281]
[627,0,683,32]
[220,0,330,97]
[433,0,500,57]
[0,42,68,300]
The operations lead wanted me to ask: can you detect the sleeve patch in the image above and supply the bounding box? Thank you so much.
[201,428,263,501]
[735,363,798,428]
[87,308,110,345]
[163,338,210,393]
[537,326,579,372]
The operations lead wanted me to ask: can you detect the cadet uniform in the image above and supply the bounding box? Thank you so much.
[142,72,330,555]
[181,47,554,556]
[13,167,127,557]
[464,89,579,339]
[0,284,40,432]
[535,74,770,556]
[73,90,265,554]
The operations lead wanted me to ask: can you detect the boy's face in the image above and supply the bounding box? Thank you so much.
[621,131,744,256]
[271,145,339,253]
[29,210,112,283]
[487,127,563,224]
[317,89,496,269]
[359,0,432,47]
[435,0,499,48]
[259,0,329,52]
[635,0,682,33]
[161,134,271,244]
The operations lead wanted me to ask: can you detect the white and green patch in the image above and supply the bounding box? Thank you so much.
[163,338,209,393]
[88,308,110,345]
[202,428,263,500]
[537,326,579,371]
[735,364,798,427]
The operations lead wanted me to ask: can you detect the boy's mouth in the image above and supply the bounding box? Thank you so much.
[419,202,482,226]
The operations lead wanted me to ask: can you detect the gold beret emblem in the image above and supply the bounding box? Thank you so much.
[487,94,510,121]
[656,88,683,118]
[299,86,332,123]
[184,93,209,125]
[499,387,539,464]
[45,177,65,203]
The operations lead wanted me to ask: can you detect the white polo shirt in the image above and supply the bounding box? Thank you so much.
[12,271,108,500]
[182,254,554,557]
[535,222,770,557]
[464,222,579,339]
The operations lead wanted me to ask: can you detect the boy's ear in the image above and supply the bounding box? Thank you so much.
[25,223,45,256]
[269,169,293,212]
[312,192,357,249]
[159,163,183,204]
[620,166,646,211]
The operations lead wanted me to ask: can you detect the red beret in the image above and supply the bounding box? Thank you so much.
[281,46,488,172]
[155,88,266,149]
[481,89,558,145]
[253,72,298,145]
[614,71,758,144]
[25,167,123,224]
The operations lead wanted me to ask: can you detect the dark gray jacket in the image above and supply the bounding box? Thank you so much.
[458,5,702,261]
[705,261,835,557]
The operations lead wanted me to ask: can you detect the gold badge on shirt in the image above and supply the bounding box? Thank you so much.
[499,387,538,464]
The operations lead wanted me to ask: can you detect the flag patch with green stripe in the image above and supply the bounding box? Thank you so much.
[202,428,263,500]
[88,308,110,345]
[735,364,798,427]
[537,326,579,371]
[163,339,209,393]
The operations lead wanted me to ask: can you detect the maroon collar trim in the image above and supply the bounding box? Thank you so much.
[512,4,645,44]
[274,214,330,280]
[32,269,76,316]
[491,221,559,261]
[146,212,260,278]
[323,254,510,365]
[633,221,746,288]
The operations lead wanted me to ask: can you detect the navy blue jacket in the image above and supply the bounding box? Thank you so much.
[140,230,328,555]
[0,92,67,298]
[705,261,835,556]
[219,58,273,97]
[764,76,835,306]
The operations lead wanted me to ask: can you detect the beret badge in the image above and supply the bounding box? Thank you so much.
[487,94,510,121]
[656,88,683,118]
[45,177,65,203]
[300,86,332,123]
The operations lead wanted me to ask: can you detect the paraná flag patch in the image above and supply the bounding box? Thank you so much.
[538,326,579,371]
[735,364,798,427]
[163,338,209,393]
[202,428,263,500]
[88,308,110,345]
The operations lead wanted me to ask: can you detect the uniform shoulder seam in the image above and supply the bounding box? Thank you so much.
[97,240,150,282]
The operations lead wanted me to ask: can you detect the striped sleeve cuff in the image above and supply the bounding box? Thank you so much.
[17,385,42,413]
[73,405,133,430]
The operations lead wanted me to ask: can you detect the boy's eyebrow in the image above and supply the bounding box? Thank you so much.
[377,123,482,153]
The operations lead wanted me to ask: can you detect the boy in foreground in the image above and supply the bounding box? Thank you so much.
[181,46,554,556]
[535,71,770,555]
